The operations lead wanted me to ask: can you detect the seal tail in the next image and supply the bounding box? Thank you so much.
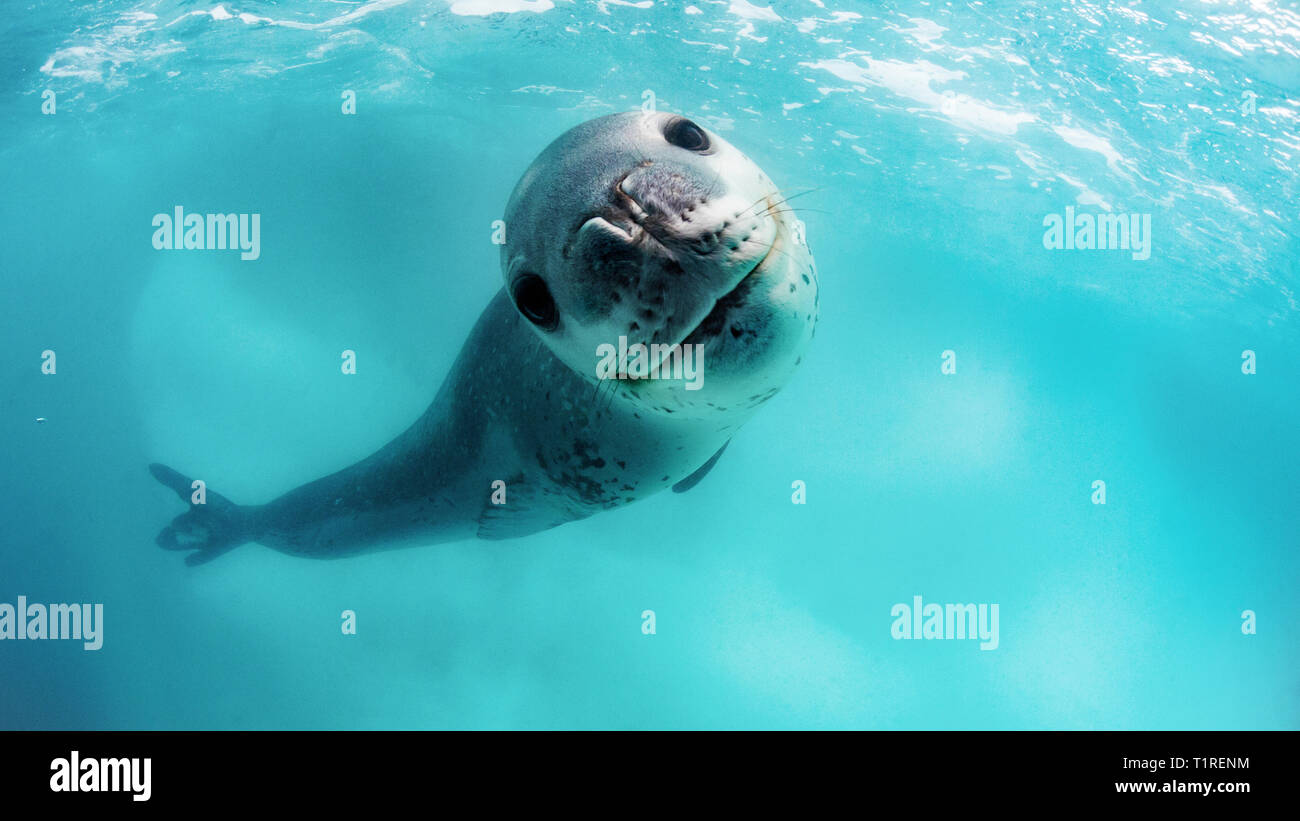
[149,463,259,566]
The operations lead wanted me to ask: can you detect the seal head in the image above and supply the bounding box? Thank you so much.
[501,111,818,414]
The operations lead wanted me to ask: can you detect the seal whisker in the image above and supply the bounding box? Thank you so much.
[760,242,803,269]
[736,187,821,221]
[755,189,823,217]
[736,193,772,219]
[604,378,621,415]
[758,206,832,218]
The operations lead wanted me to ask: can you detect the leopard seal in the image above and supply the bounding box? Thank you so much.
[149,111,819,564]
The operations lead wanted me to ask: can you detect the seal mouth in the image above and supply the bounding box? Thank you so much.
[680,232,778,346]
[609,176,684,249]
[580,173,783,347]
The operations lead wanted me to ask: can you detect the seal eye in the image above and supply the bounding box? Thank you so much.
[512,273,559,331]
[664,118,710,152]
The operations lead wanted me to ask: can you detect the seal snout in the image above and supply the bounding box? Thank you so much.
[615,166,713,228]
[595,167,754,270]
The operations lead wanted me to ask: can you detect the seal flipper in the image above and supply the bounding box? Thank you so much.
[476,474,579,541]
[149,463,258,566]
[672,440,730,493]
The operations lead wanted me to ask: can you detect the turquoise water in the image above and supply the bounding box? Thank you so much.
[2,0,1296,729]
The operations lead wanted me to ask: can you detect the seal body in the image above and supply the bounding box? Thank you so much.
[150,111,819,564]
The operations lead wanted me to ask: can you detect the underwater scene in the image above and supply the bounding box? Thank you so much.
[1,0,1297,729]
